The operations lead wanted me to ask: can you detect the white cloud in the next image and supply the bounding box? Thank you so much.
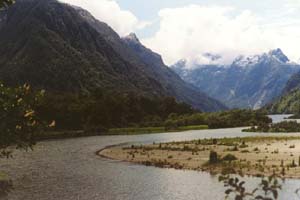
[285,0,300,9]
[142,4,300,66]
[60,0,149,36]
[58,1,300,65]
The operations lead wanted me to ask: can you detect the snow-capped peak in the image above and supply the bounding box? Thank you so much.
[232,48,290,67]
[268,48,289,63]
[232,54,261,67]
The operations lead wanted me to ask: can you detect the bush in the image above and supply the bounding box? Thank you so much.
[212,139,218,145]
[244,121,300,133]
[222,154,238,162]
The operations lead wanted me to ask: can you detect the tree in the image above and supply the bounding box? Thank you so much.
[0,83,50,158]
[0,0,14,9]
[0,82,50,197]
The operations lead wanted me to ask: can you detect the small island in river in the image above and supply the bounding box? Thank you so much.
[100,136,300,178]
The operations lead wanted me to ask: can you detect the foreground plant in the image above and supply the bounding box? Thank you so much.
[219,175,282,200]
[0,83,53,197]
[0,83,51,158]
[0,0,14,9]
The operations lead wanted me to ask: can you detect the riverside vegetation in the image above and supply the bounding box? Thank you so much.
[0,83,271,149]
[35,91,271,137]
[244,121,300,133]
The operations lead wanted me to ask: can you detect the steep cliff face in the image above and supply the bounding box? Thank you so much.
[122,33,227,112]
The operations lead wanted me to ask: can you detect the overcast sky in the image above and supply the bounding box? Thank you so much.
[60,0,300,65]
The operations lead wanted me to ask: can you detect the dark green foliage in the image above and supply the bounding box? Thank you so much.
[212,139,218,145]
[36,91,194,131]
[0,0,14,9]
[0,83,49,157]
[219,176,250,200]
[256,177,282,200]
[267,89,300,114]
[165,109,271,130]
[219,175,282,200]
[36,94,270,133]
[288,114,300,119]
[245,121,300,133]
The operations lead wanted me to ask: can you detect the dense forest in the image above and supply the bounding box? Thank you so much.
[164,109,271,130]
[34,91,271,133]
[36,91,196,132]
[0,80,272,142]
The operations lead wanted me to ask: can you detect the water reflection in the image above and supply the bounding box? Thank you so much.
[269,114,293,123]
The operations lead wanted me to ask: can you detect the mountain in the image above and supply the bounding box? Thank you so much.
[172,49,300,109]
[121,33,227,111]
[267,69,300,114]
[0,0,226,112]
[266,89,300,114]
[282,72,300,94]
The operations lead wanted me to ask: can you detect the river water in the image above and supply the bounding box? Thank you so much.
[1,115,300,200]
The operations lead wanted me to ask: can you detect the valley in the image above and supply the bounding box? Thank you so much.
[1,0,300,200]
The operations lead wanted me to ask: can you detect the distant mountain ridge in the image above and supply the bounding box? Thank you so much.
[0,0,226,111]
[172,49,300,109]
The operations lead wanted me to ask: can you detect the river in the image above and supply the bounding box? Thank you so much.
[1,115,300,200]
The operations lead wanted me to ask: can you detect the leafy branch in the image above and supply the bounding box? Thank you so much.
[219,175,282,200]
[0,0,15,9]
[0,83,53,158]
